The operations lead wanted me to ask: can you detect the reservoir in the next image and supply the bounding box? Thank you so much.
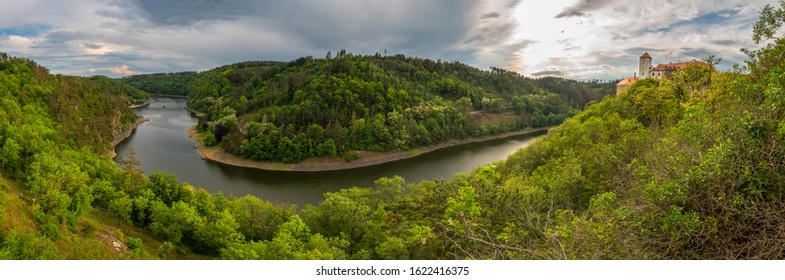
[114,97,544,207]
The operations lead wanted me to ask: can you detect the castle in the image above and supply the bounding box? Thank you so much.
[616,52,712,95]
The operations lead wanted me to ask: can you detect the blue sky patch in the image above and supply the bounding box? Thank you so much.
[0,24,51,37]
[642,6,744,34]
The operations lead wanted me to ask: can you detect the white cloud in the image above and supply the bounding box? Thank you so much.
[0,0,775,80]
[451,0,529,70]
[6,35,36,53]
[682,32,707,43]
[509,0,772,80]
[110,64,140,76]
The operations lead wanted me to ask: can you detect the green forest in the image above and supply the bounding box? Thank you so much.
[125,53,614,163]
[1,2,785,259]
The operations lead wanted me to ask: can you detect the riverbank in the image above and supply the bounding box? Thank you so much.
[185,107,205,118]
[110,117,150,158]
[128,99,153,109]
[187,126,550,172]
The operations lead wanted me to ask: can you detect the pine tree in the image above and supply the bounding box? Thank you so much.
[120,148,144,192]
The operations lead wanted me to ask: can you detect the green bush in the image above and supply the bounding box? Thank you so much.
[203,131,217,147]
[343,151,361,162]
[126,237,143,251]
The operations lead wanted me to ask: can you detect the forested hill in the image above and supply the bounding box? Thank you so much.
[124,53,615,163]
[2,2,785,260]
[0,53,144,156]
[121,71,198,97]
[0,52,161,259]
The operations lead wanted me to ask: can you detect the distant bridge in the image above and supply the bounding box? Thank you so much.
[129,97,189,110]
[144,103,188,110]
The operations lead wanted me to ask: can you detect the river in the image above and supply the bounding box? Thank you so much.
[114,98,544,206]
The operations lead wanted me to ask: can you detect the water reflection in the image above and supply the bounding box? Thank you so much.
[115,97,543,206]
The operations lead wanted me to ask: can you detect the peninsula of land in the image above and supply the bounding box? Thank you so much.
[187,126,550,172]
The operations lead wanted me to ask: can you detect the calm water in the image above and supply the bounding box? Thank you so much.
[115,98,544,206]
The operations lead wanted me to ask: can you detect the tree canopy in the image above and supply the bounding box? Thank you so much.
[3,1,785,260]
[126,54,612,163]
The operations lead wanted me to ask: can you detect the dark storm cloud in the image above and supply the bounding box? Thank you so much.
[80,0,500,75]
[1,0,764,79]
[275,1,478,55]
[555,0,614,18]
[132,0,256,26]
[128,0,477,56]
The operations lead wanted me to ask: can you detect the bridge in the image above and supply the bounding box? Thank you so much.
[129,97,189,109]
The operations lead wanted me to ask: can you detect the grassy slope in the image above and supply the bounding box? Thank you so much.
[0,174,204,259]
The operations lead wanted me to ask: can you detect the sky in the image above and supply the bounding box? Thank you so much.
[0,0,777,80]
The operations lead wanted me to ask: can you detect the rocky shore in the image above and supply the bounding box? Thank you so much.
[110,117,149,158]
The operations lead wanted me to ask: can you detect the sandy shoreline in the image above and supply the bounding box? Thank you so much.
[128,100,153,109]
[187,126,551,172]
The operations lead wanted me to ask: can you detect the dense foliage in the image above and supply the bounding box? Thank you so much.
[121,72,198,97]
[127,55,612,163]
[89,75,151,104]
[137,2,785,259]
[0,54,139,166]
[530,77,616,109]
[0,53,150,258]
[3,1,785,260]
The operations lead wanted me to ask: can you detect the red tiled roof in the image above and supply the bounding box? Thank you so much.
[640,52,652,59]
[617,77,639,86]
[651,61,712,71]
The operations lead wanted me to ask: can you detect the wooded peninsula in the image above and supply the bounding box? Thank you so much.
[125,53,613,165]
[1,2,785,260]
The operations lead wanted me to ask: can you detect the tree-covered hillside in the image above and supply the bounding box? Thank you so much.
[126,53,614,163]
[2,1,784,260]
[121,72,198,97]
[89,75,151,105]
[531,77,617,108]
[0,54,142,157]
[0,53,161,259]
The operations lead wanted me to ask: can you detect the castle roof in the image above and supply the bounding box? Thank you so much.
[640,52,652,59]
[616,76,639,86]
[651,61,712,71]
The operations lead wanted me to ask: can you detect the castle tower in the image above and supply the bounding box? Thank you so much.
[639,52,652,78]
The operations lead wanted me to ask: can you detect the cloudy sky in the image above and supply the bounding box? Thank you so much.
[0,0,776,80]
